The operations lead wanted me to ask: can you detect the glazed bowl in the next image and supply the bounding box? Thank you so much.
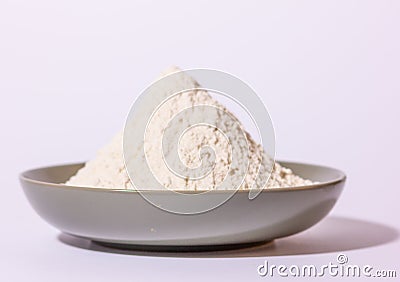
[20,161,345,250]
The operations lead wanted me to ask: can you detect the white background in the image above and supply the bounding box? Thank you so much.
[1,0,399,281]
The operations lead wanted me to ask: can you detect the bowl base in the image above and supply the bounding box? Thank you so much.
[91,239,274,252]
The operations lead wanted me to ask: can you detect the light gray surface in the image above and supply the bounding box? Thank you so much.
[20,162,344,247]
[1,0,400,281]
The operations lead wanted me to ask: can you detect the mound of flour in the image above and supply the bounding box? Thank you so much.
[66,67,313,189]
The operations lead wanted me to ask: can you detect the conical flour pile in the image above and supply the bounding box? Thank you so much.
[66,67,313,190]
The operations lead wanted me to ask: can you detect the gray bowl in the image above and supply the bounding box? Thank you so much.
[20,161,345,250]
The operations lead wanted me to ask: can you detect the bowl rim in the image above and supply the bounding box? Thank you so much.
[19,160,346,194]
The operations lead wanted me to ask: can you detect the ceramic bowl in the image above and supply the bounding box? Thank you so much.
[20,161,345,250]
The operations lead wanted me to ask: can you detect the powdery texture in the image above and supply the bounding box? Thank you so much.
[66,67,313,189]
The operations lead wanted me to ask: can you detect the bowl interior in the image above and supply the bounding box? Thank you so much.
[21,161,345,189]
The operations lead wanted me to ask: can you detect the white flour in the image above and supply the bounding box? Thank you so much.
[66,67,313,189]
